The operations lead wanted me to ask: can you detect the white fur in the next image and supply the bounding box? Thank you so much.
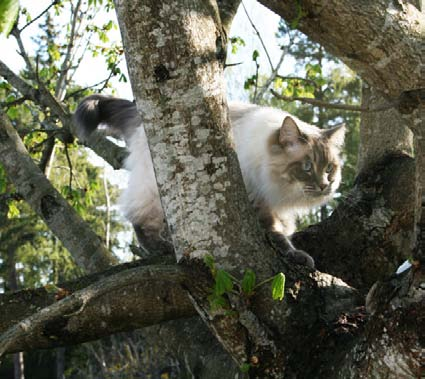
[231,103,338,217]
[120,126,164,231]
[121,102,340,235]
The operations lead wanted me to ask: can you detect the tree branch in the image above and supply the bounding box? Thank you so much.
[254,46,289,103]
[19,1,59,33]
[55,0,82,99]
[217,0,241,34]
[270,89,394,112]
[241,1,274,71]
[259,0,424,99]
[0,264,193,356]
[0,111,118,272]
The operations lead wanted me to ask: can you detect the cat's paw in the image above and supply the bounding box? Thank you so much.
[284,248,315,269]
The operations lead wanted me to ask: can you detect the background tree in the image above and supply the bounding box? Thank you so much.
[0,1,130,377]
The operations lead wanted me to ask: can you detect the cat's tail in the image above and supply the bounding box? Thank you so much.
[73,94,141,141]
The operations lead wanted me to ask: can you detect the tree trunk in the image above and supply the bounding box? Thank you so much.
[357,85,414,172]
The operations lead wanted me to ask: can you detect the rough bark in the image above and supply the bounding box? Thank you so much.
[357,85,414,172]
[0,111,117,272]
[0,264,193,355]
[218,0,241,34]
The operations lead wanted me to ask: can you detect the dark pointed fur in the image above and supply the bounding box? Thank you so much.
[73,94,141,141]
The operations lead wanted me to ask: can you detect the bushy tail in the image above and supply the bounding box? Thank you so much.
[73,94,141,141]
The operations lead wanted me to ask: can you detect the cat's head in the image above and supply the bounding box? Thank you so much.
[268,115,345,204]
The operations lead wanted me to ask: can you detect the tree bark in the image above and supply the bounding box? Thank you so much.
[357,85,414,172]
[0,264,193,355]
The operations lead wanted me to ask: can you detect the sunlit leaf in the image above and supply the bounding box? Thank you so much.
[0,0,19,36]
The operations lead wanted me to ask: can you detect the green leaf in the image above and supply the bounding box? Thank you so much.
[240,363,251,373]
[241,269,256,295]
[0,0,19,36]
[203,254,215,271]
[214,269,233,295]
[208,294,229,311]
[271,273,286,301]
[252,49,259,61]
[7,200,20,218]
[229,36,245,54]
[0,164,6,194]
[6,107,18,120]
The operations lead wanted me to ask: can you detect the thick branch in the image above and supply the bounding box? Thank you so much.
[260,0,424,99]
[0,111,117,272]
[218,0,241,34]
[0,264,193,355]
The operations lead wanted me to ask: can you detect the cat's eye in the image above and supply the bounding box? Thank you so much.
[325,163,334,173]
[303,160,312,172]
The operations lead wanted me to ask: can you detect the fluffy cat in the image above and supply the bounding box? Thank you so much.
[74,95,345,267]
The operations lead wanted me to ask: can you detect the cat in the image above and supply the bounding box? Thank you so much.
[74,95,345,267]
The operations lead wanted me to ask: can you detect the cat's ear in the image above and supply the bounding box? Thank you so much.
[323,123,345,147]
[279,116,302,146]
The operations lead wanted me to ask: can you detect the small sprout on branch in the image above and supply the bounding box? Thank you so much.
[203,255,286,311]
[271,273,286,301]
[240,362,251,373]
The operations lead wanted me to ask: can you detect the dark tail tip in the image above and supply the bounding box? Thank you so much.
[73,94,107,140]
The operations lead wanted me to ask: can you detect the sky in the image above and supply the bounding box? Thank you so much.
[0,0,285,100]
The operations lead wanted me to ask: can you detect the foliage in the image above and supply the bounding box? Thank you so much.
[0,0,19,36]
[0,0,129,291]
[204,254,285,312]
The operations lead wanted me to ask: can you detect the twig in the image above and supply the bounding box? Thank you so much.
[1,96,28,109]
[63,143,74,188]
[19,1,60,32]
[253,57,259,102]
[254,46,288,103]
[11,27,35,77]
[270,89,395,112]
[55,0,83,99]
[103,166,111,249]
[224,61,243,68]
[241,1,274,71]
[276,75,318,89]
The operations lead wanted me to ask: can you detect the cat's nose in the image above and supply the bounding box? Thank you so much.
[319,183,327,191]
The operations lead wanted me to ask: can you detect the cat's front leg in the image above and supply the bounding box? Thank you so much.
[259,209,315,269]
[267,230,315,269]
